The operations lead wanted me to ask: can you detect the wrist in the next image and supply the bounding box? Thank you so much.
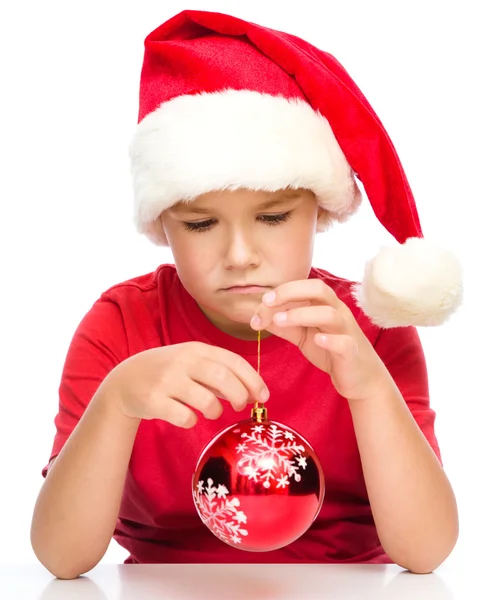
[347,371,399,408]
[94,374,142,428]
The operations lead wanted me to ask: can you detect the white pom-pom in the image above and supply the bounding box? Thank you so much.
[352,238,463,328]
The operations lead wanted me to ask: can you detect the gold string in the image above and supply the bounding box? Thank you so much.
[251,329,267,422]
[257,329,261,374]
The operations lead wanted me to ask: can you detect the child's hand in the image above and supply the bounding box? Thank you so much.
[251,279,391,403]
[102,342,270,427]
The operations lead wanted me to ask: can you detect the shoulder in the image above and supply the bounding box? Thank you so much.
[99,263,177,302]
[73,264,178,356]
[98,263,178,351]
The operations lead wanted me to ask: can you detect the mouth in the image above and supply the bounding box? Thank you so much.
[223,285,270,294]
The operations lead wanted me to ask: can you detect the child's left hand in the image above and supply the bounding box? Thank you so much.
[250,279,392,402]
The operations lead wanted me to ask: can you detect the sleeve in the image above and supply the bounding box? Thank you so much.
[373,325,442,464]
[41,296,129,477]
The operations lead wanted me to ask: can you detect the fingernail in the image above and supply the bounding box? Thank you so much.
[263,291,276,305]
[274,312,287,323]
[251,315,262,329]
[260,388,270,402]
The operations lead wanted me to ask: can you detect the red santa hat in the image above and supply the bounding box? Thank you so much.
[129,10,462,329]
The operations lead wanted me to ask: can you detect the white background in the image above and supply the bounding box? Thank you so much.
[1,0,483,568]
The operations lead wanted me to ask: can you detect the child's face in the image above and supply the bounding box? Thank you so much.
[161,188,323,340]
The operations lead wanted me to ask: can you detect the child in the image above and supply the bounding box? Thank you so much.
[30,10,462,579]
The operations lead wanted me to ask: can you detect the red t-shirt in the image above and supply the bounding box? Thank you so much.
[42,264,441,564]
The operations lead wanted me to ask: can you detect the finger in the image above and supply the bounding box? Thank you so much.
[195,343,270,403]
[262,320,308,348]
[262,279,341,310]
[314,333,358,357]
[155,397,199,429]
[272,305,344,332]
[173,378,225,420]
[188,357,258,412]
[251,300,310,331]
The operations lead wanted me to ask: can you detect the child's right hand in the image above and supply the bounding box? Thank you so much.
[102,342,270,428]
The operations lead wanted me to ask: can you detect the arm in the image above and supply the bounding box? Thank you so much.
[31,298,134,579]
[348,381,458,572]
[32,296,268,579]
[347,328,458,573]
[31,381,140,580]
[250,279,459,573]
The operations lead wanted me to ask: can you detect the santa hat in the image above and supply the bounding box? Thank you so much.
[129,10,462,328]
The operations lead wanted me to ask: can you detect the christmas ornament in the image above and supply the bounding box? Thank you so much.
[192,332,325,551]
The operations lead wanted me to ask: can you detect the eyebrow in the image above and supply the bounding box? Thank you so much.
[171,191,302,215]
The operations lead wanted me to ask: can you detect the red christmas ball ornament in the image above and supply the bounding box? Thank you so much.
[192,404,325,551]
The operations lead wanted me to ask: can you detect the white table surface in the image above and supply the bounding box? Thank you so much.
[2,561,477,599]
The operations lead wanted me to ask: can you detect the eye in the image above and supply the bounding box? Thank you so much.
[183,219,216,232]
[259,211,292,226]
[182,211,292,233]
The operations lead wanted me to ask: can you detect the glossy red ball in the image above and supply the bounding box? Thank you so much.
[192,417,325,551]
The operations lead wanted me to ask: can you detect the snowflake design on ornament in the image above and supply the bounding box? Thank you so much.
[236,424,307,489]
[193,478,248,545]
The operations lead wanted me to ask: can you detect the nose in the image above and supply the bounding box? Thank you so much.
[222,227,260,270]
